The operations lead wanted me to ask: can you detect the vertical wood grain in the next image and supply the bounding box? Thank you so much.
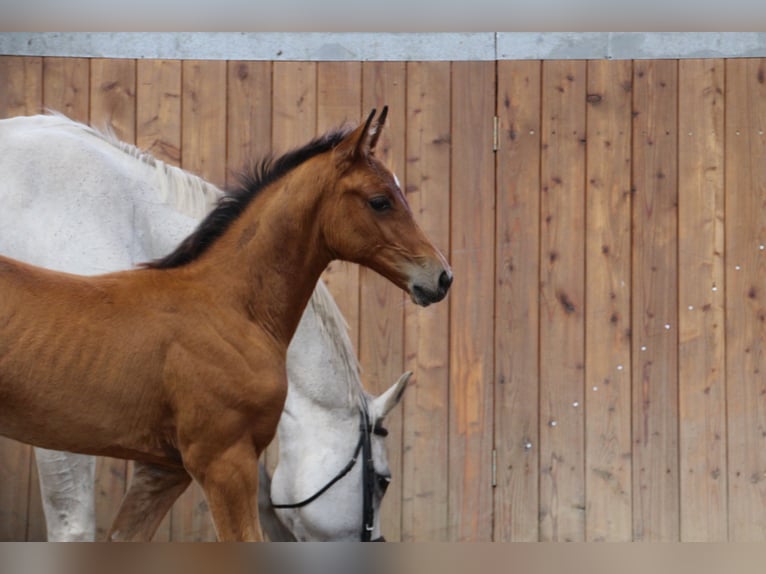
[34,55,90,541]
[0,55,43,542]
[226,61,272,187]
[494,60,542,542]
[0,55,43,117]
[135,58,182,541]
[136,60,182,166]
[181,60,227,187]
[678,59,727,542]
[539,60,587,542]
[89,57,139,541]
[169,60,229,542]
[317,61,363,352]
[584,59,633,541]
[0,441,31,541]
[225,61,275,494]
[401,61,451,542]
[272,62,317,150]
[631,59,680,541]
[725,58,766,541]
[90,58,136,142]
[448,61,495,541]
[42,57,89,123]
[266,61,318,477]
[360,61,407,541]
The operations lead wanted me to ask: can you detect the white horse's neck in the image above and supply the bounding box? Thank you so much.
[276,277,367,479]
[286,280,364,412]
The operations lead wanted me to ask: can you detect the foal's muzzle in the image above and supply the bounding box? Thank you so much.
[411,269,453,306]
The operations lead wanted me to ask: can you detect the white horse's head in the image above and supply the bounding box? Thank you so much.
[270,371,410,541]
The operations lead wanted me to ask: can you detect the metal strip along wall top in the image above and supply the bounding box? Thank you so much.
[2,33,766,61]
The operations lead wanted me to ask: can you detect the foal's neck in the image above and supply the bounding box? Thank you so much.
[196,165,333,348]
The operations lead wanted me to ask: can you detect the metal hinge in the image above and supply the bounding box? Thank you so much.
[491,449,497,487]
[493,116,499,152]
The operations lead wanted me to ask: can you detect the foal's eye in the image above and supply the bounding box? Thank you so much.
[368,196,392,212]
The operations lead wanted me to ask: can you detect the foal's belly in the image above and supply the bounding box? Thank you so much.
[0,372,178,464]
[0,314,178,463]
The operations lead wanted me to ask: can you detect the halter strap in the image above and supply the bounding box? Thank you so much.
[270,432,364,510]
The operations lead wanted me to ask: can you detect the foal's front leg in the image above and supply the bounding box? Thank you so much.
[107,461,192,541]
[184,439,263,541]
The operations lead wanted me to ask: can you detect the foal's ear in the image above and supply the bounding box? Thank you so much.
[369,370,411,422]
[335,106,388,168]
[368,105,388,151]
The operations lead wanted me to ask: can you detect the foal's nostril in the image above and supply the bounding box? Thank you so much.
[439,270,453,291]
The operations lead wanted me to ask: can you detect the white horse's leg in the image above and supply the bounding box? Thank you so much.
[33,448,96,541]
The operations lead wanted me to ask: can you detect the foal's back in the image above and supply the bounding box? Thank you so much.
[0,258,171,452]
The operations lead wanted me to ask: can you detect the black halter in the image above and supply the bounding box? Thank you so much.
[270,408,388,542]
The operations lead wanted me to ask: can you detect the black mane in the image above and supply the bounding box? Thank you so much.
[145,127,351,269]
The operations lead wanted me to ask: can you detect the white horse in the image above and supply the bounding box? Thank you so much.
[0,113,408,542]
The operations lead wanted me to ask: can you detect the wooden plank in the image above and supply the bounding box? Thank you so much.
[225,60,279,492]
[90,58,136,142]
[725,58,766,541]
[226,61,272,187]
[264,61,317,477]
[135,58,182,541]
[677,59,727,542]
[25,455,46,541]
[584,59,633,541]
[0,55,43,117]
[42,57,90,123]
[136,60,182,166]
[317,61,362,352]
[90,59,138,528]
[494,60,541,542]
[89,57,140,541]
[539,60,587,542]
[631,59,679,541]
[0,440,31,540]
[180,61,227,187]
[272,61,317,150]
[0,55,43,542]
[401,61,451,542]
[34,55,91,541]
[448,61,495,541]
[167,60,229,543]
[359,61,407,541]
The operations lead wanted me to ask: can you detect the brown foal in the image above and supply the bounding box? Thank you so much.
[0,108,452,541]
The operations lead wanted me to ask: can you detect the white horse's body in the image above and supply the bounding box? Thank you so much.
[0,113,405,541]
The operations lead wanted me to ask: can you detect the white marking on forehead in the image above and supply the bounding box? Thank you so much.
[393,173,402,191]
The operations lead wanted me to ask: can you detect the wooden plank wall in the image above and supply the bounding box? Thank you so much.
[1,55,765,542]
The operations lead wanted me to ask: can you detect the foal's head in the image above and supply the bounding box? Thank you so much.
[319,107,452,306]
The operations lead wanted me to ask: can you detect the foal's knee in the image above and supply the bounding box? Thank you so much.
[183,442,263,541]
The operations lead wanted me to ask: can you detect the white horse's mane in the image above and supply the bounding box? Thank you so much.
[46,111,366,410]
[45,111,222,219]
[305,280,366,410]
